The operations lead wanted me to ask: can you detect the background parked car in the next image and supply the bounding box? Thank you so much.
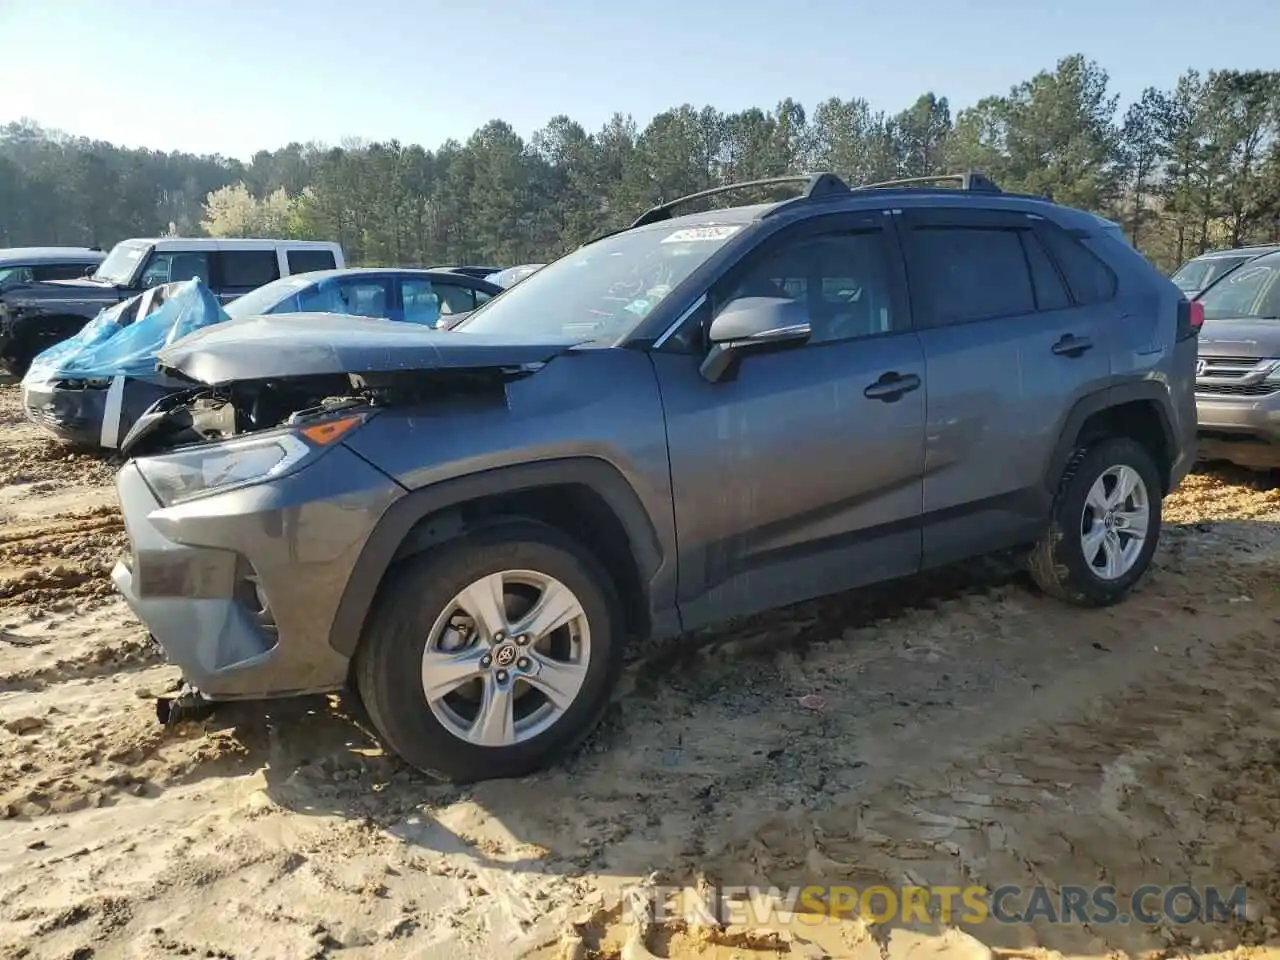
[0,246,105,295]
[487,263,546,288]
[0,237,344,376]
[1193,250,1280,470]
[222,267,502,328]
[425,264,504,280]
[21,267,504,450]
[1171,244,1280,298]
[21,279,230,450]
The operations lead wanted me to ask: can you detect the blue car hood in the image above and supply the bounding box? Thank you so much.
[155,312,583,385]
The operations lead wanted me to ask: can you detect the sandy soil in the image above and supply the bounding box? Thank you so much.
[4,379,1280,960]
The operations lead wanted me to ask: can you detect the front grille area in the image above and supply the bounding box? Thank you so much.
[1201,355,1260,370]
[1196,381,1279,397]
[1196,356,1278,397]
[26,406,89,429]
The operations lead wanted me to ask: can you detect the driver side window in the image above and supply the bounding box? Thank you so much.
[718,230,895,345]
[138,251,210,289]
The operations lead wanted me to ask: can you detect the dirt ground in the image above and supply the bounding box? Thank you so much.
[5,380,1280,960]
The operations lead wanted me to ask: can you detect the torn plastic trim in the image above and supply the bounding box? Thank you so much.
[156,684,215,725]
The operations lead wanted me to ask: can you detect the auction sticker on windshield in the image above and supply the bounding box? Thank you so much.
[661,225,743,244]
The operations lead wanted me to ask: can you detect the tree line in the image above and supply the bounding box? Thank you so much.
[2,56,1278,274]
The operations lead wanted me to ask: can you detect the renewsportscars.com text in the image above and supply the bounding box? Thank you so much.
[624,883,1248,927]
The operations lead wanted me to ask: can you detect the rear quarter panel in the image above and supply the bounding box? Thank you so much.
[1085,232,1198,481]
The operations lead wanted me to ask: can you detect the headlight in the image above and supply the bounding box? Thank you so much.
[137,431,313,506]
[134,411,369,507]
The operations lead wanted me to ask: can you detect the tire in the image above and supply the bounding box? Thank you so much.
[1028,436,1163,607]
[354,520,625,783]
[0,343,32,378]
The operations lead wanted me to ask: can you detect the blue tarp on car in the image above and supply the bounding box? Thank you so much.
[23,278,230,384]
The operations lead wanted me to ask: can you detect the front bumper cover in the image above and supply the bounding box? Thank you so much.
[111,445,404,700]
[1196,392,1280,469]
[23,376,187,450]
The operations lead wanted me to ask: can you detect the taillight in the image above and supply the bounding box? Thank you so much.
[1176,298,1204,341]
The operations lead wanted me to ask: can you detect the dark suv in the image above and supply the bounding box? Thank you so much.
[0,246,104,294]
[110,172,1200,783]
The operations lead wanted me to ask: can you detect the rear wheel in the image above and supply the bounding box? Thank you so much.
[1028,436,1162,607]
[354,521,624,783]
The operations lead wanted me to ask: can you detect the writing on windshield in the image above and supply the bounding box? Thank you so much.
[455,222,744,342]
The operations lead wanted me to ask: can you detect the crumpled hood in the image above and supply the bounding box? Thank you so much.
[1197,318,1280,359]
[155,312,583,384]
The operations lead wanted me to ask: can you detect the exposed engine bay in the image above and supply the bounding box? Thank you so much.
[119,367,520,458]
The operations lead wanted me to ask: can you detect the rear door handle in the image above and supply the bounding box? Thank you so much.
[863,371,922,402]
[1052,334,1093,357]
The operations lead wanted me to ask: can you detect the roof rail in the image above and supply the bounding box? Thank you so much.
[854,171,1002,194]
[629,173,851,229]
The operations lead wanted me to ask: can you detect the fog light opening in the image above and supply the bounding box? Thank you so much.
[233,563,278,640]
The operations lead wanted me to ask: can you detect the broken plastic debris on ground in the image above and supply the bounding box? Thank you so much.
[4,380,1280,958]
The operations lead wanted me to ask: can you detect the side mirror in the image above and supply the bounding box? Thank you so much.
[699,296,811,382]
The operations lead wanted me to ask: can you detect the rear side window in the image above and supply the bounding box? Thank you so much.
[219,250,280,288]
[288,249,337,274]
[33,262,96,282]
[1038,225,1117,304]
[1019,233,1072,311]
[434,283,480,316]
[911,227,1035,325]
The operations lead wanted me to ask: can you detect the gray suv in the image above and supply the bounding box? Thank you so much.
[110,172,1199,783]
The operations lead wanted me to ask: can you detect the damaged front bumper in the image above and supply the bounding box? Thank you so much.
[23,375,182,449]
[111,446,404,701]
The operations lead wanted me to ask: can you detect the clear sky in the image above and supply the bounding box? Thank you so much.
[1,0,1275,161]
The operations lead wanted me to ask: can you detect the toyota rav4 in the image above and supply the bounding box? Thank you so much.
[109,172,1200,783]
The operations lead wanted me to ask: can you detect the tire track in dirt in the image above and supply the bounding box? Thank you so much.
[0,626,162,692]
[0,505,128,608]
[0,435,121,489]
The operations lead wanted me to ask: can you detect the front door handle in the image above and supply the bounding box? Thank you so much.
[1052,334,1093,358]
[863,371,922,402]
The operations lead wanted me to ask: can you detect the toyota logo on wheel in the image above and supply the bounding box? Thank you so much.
[494,644,518,667]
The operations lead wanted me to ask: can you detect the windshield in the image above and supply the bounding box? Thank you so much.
[454,223,745,342]
[224,274,314,320]
[92,240,151,285]
[1198,259,1280,320]
[1172,255,1252,294]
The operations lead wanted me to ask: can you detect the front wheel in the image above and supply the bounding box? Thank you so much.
[1028,436,1163,607]
[354,521,625,783]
